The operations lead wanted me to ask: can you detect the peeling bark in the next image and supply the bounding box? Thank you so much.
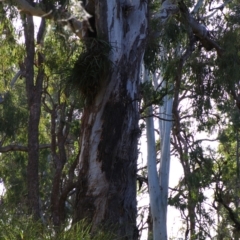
[74,1,148,239]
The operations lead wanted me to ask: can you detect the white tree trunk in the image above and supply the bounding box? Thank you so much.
[74,1,148,239]
[143,67,162,239]
[153,73,173,240]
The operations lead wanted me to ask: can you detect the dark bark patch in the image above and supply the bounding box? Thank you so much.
[74,108,95,222]
[74,167,96,222]
[98,99,127,180]
[76,191,96,221]
[123,21,130,37]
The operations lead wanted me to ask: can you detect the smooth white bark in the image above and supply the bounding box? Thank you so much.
[154,74,173,240]
[143,66,162,240]
[143,60,173,240]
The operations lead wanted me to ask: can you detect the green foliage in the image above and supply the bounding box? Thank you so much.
[0,93,28,138]
[144,19,161,72]
[0,152,28,210]
[141,81,165,106]
[215,29,240,90]
[212,116,240,236]
[0,214,114,240]
[143,0,161,72]
[161,19,186,50]
[67,38,112,104]
[58,221,115,240]
[0,11,83,229]
[168,191,187,211]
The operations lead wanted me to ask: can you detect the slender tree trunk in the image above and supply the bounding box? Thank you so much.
[50,103,67,227]
[143,67,162,240]
[143,67,172,240]
[188,194,196,239]
[158,83,173,240]
[50,102,75,227]
[23,16,45,220]
[74,1,148,238]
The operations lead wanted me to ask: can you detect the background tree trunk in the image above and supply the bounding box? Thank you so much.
[157,78,173,240]
[23,16,45,220]
[143,67,162,240]
[74,1,148,239]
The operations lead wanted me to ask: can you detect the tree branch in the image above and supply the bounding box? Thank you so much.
[0,143,51,152]
[141,113,174,122]
[11,0,47,16]
[154,0,179,23]
[216,192,240,230]
[3,0,91,38]
[178,0,224,56]
[191,0,204,15]
[155,0,224,56]
[209,0,232,12]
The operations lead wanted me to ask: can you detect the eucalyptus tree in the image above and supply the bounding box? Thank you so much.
[164,1,240,239]
[213,121,240,239]
[211,36,240,237]
[143,0,225,238]
[141,61,173,240]
[0,1,147,238]
[142,66,162,239]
